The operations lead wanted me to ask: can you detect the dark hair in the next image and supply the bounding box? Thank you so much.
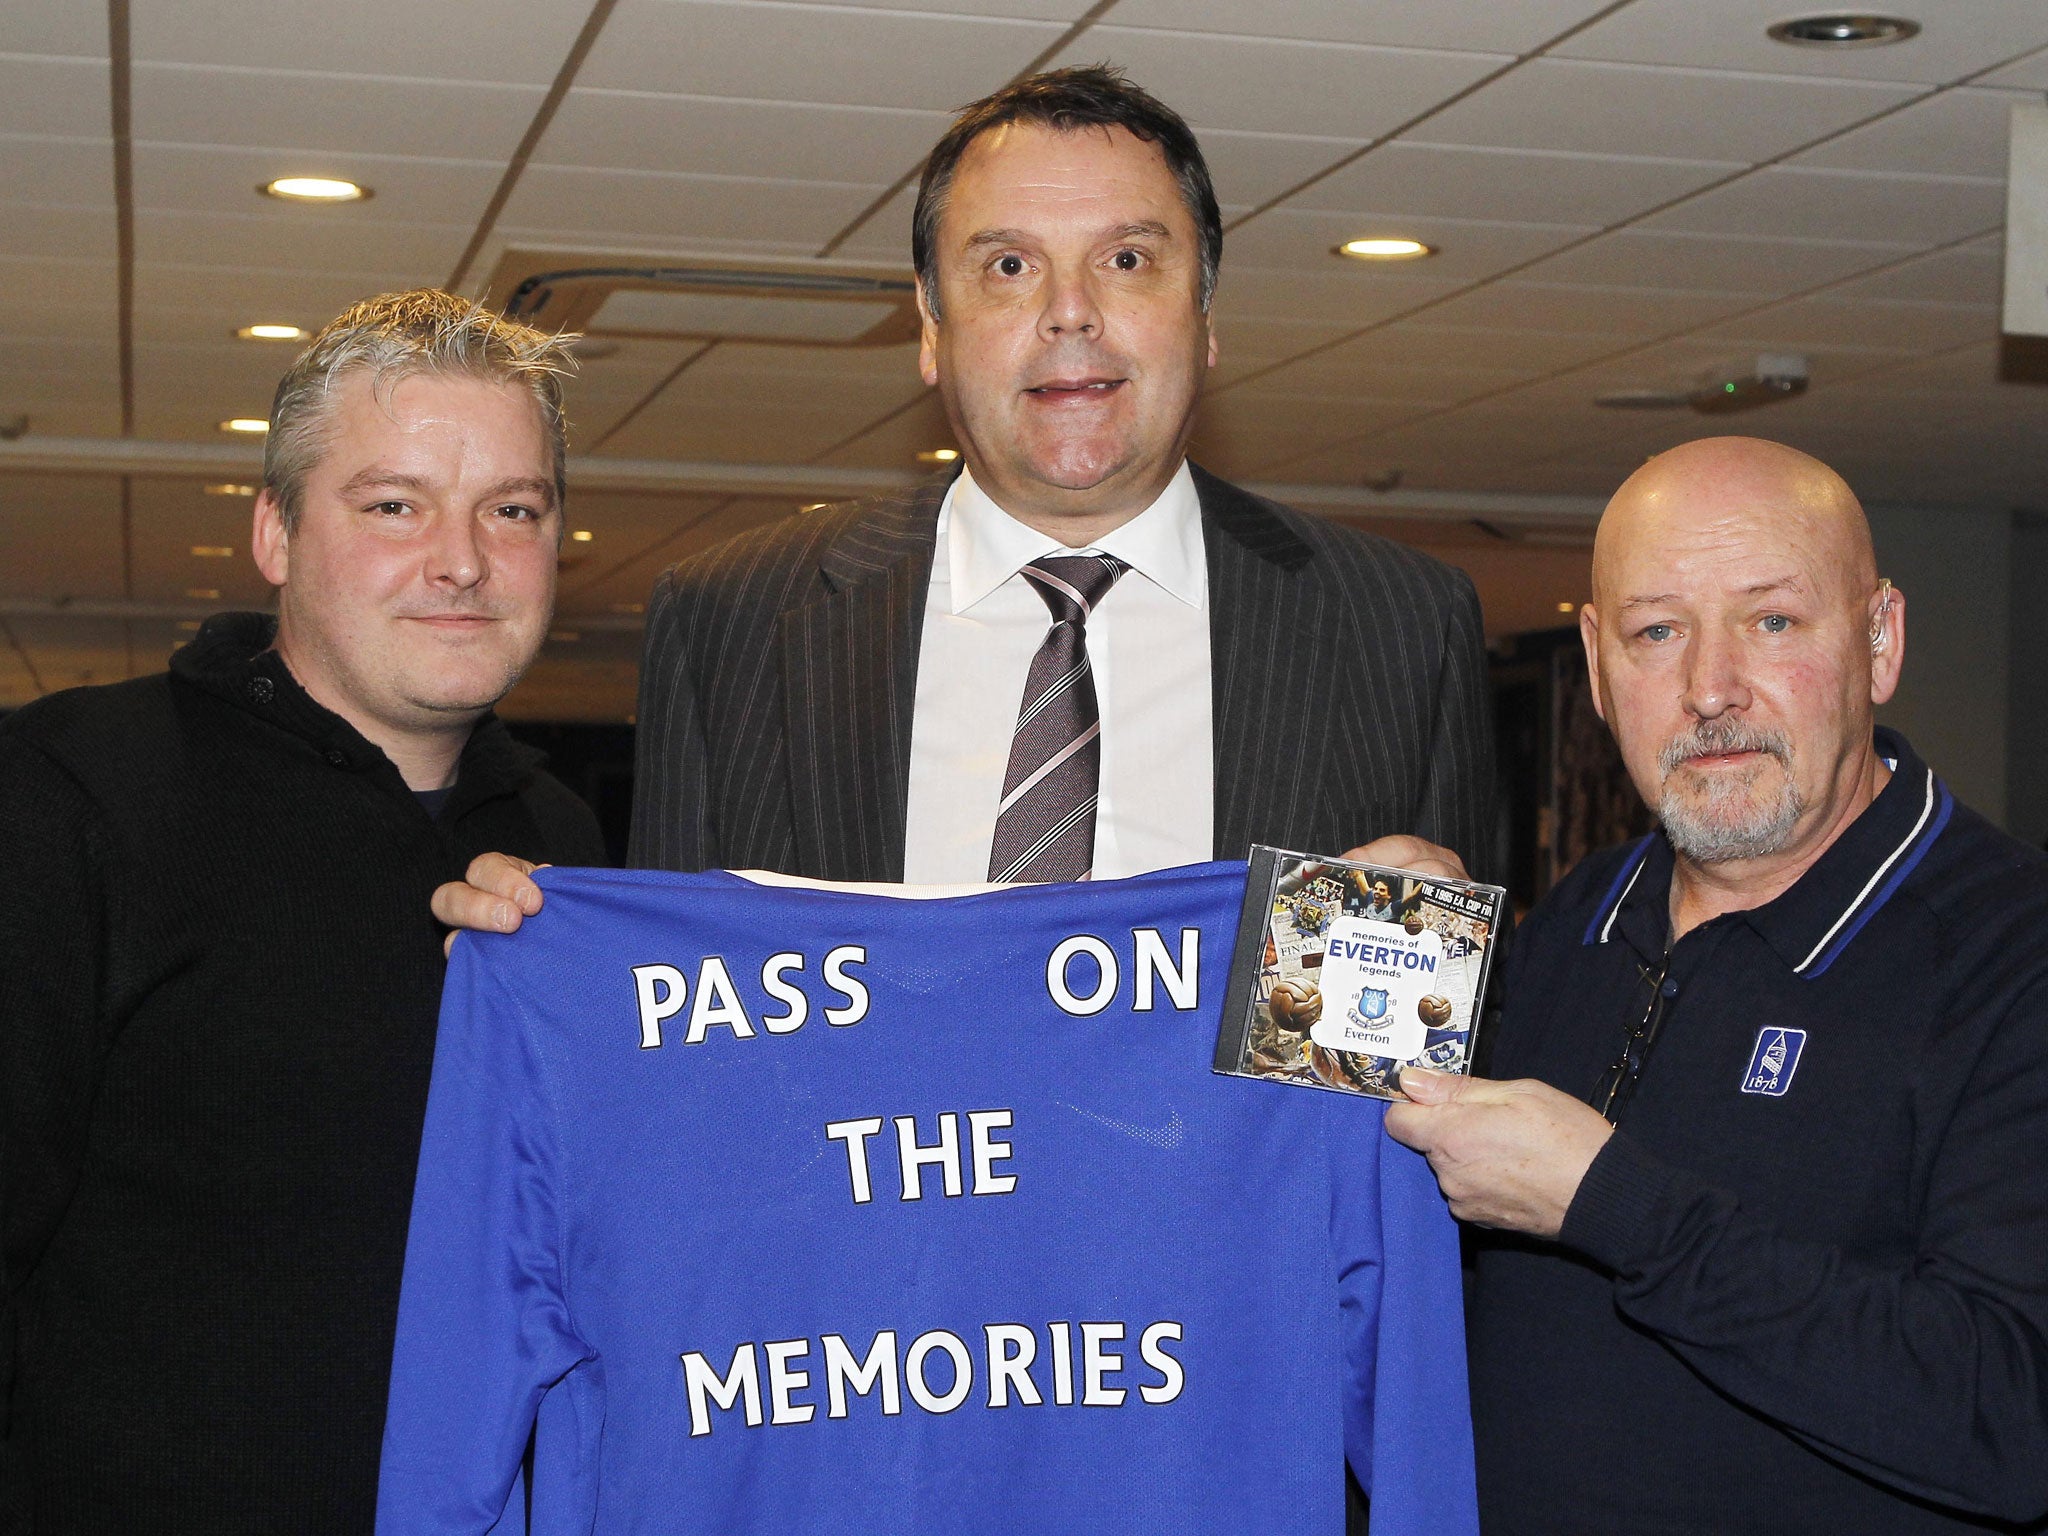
[911,64,1223,320]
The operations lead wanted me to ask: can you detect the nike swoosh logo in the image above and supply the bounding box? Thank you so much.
[1053,1101,1186,1150]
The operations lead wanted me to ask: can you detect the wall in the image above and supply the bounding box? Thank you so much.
[1868,504,2012,826]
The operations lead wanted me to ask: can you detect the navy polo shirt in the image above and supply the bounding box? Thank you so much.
[1469,730,2048,1535]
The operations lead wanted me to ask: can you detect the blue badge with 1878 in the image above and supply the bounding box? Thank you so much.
[1741,1027,1807,1096]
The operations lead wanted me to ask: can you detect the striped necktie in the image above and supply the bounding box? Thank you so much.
[987,552,1129,882]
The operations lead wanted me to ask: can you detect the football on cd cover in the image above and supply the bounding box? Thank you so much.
[1214,846,1506,1100]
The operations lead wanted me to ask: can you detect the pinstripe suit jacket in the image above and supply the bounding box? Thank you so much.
[628,462,1499,883]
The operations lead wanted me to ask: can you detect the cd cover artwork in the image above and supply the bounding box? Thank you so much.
[1213,846,1506,1100]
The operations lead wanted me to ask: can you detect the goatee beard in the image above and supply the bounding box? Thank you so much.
[1656,719,1803,863]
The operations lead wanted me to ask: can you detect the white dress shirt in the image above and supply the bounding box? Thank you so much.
[902,462,1214,884]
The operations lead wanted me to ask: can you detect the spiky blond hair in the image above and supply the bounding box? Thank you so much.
[263,289,577,530]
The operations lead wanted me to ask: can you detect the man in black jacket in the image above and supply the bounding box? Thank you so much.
[0,290,604,1533]
[1388,436,2048,1533]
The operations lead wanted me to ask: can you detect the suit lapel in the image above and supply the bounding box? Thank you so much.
[781,480,946,881]
[1198,464,1329,860]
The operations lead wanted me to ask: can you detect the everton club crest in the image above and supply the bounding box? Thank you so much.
[1348,986,1391,1026]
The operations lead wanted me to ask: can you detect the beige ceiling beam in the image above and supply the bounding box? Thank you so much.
[0,435,1607,527]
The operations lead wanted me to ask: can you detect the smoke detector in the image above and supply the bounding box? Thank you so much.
[1596,354,1809,415]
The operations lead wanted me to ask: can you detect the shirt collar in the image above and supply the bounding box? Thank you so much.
[1584,728,1954,979]
[938,460,1206,615]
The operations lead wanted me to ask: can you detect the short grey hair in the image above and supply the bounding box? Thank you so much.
[263,289,577,530]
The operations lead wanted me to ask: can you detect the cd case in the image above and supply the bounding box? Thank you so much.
[1213,845,1506,1100]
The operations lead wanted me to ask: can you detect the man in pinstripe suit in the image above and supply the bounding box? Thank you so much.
[441,66,1494,916]
[431,70,1499,1527]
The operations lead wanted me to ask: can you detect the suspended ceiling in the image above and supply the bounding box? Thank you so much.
[4,0,2047,717]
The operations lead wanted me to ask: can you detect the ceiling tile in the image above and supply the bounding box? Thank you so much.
[130,0,596,86]
[1409,59,1920,162]
[1048,26,1510,139]
[1829,239,2006,305]
[1216,264,1465,328]
[743,0,1094,18]
[0,134,113,206]
[1194,391,1476,479]
[1103,0,1611,53]
[1,202,118,261]
[809,389,954,468]
[1288,142,1740,226]
[1195,130,1361,211]
[1227,208,1593,282]
[0,55,109,138]
[499,165,887,250]
[132,64,547,162]
[0,298,120,346]
[136,208,469,278]
[1699,296,1999,354]
[1976,48,2048,90]
[1338,322,1639,375]
[593,384,899,462]
[0,254,117,319]
[1554,0,2048,86]
[821,183,917,263]
[1639,166,2006,247]
[129,142,503,225]
[0,474,124,600]
[1232,334,1527,402]
[6,2,109,58]
[0,336,119,377]
[1415,280,1760,336]
[1518,229,1917,297]
[131,265,440,335]
[0,386,121,436]
[539,89,945,185]
[580,0,1066,110]
[1209,315,1365,368]
[1794,86,2037,179]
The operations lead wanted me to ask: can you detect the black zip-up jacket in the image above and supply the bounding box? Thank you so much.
[0,614,605,1534]
[1470,730,2048,1534]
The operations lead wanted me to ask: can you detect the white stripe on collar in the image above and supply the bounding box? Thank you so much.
[1792,766,1936,975]
[1599,853,1649,945]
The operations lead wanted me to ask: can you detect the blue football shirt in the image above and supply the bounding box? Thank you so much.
[378,862,1476,1534]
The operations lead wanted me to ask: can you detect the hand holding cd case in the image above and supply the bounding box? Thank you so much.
[1214,845,1506,1100]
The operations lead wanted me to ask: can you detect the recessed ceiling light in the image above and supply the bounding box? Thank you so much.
[220,418,269,434]
[917,448,960,463]
[570,529,594,542]
[187,587,221,601]
[236,323,306,341]
[203,482,258,496]
[191,545,235,558]
[1767,14,1919,46]
[1337,238,1435,261]
[261,176,369,203]
[1557,601,1577,613]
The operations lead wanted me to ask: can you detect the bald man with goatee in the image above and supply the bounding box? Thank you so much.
[1387,437,2048,1535]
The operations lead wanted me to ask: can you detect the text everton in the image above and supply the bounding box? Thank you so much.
[1325,938,1437,971]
